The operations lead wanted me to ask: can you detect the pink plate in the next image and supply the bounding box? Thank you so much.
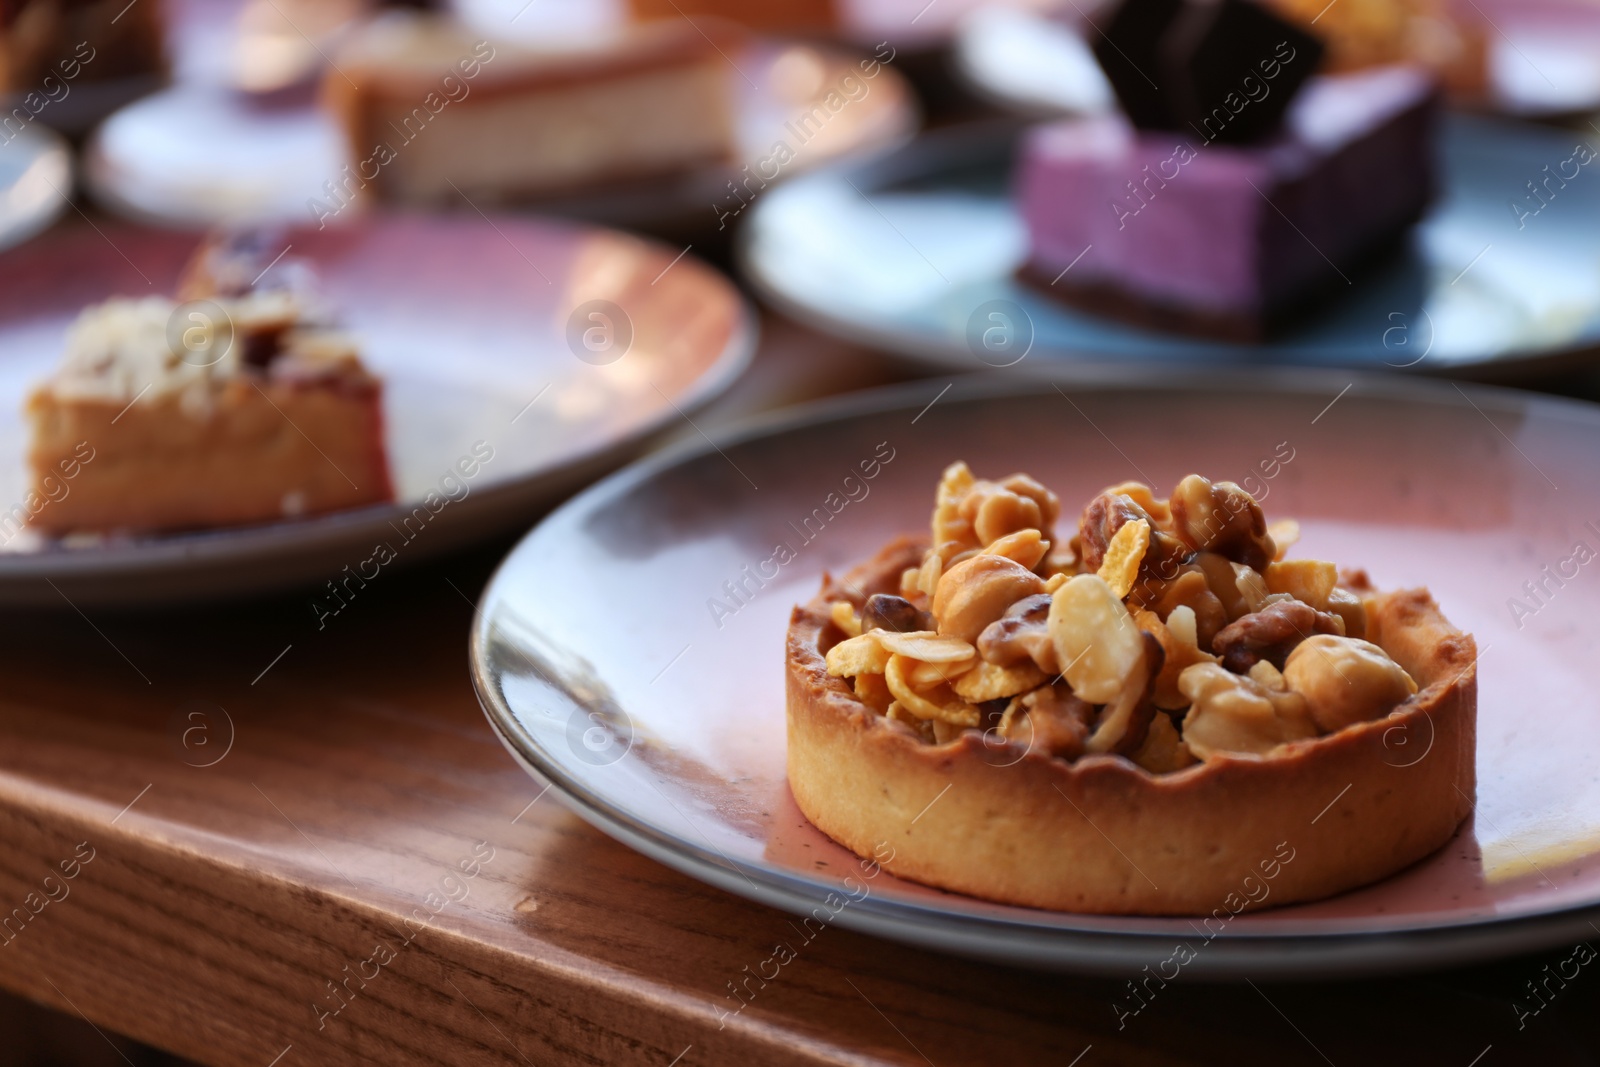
[473,372,1600,977]
[0,214,753,605]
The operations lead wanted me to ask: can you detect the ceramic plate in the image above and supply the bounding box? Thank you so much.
[473,372,1600,977]
[83,38,917,234]
[954,4,1600,120]
[0,214,753,606]
[739,116,1600,374]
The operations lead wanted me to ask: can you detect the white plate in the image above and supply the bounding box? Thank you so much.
[0,213,753,606]
[0,124,71,253]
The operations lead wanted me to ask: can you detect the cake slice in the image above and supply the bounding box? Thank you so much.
[1017,65,1438,340]
[0,0,167,132]
[320,13,741,207]
[25,232,392,535]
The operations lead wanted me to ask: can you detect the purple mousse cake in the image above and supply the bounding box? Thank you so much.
[1016,0,1443,339]
[1018,65,1438,340]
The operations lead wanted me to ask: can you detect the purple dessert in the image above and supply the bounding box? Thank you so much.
[1018,66,1437,340]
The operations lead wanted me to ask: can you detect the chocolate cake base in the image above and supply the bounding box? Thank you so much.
[1018,230,1418,344]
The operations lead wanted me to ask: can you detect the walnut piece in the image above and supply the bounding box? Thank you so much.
[1168,474,1275,571]
[1078,487,1189,581]
[1211,599,1345,674]
[976,592,1058,673]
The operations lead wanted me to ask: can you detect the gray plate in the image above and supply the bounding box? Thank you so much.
[739,116,1600,375]
[471,370,1600,978]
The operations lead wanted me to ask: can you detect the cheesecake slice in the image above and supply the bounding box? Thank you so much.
[25,232,392,535]
[321,13,741,207]
[1017,65,1437,340]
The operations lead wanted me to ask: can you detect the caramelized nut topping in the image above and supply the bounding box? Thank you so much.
[1138,566,1229,649]
[819,460,1433,775]
[1078,488,1189,581]
[1136,606,1217,710]
[1265,558,1338,610]
[1282,634,1416,733]
[953,660,1049,702]
[1085,630,1163,756]
[1129,714,1197,774]
[933,554,1046,644]
[1177,662,1317,758]
[1169,474,1275,571]
[986,528,1051,570]
[931,463,1061,554]
[1048,574,1145,704]
[1325,587,1368,640]
[976,593,1058,673]
[861,593,934,635]
[1000,684,1094,760]
[1211,599,1345,674]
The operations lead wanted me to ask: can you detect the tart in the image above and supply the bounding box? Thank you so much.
[785,464,1477,915]
[321,12,740,208]
[1017,0,1438,341]
[23,230,392,535]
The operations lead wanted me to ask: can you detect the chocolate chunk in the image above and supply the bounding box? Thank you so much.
[1160,0,1324,145]
[1091,0,1185,129]
[1091,0,1324,144]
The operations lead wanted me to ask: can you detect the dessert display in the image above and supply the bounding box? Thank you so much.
[24,230,393,535]
[1016,0,1439,341]
[322,12,741,206]
[786,463,1477,914]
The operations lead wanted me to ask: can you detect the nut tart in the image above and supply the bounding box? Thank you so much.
[785,464,1477,915]
[24,230,393,535]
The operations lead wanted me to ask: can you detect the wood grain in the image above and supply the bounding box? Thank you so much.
[0,322,1595,1066]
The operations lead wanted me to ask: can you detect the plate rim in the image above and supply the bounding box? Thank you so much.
[469,367,1600,977]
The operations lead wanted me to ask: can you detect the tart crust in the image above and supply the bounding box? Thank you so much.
[785,538,1477,916]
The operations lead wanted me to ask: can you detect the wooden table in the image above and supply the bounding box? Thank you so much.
[2,320,1598,1067]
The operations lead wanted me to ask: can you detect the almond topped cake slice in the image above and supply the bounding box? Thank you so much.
[25,230,393,535]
